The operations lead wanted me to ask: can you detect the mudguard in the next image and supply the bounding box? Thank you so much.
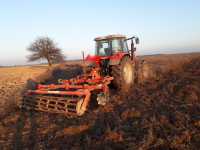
[109,53,130,65]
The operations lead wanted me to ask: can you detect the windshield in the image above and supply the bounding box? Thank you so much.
[112,39,121,52]
[96,40,111,56]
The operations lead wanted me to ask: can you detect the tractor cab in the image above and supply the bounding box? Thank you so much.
[94,34,139,57]
[95,35,127,56]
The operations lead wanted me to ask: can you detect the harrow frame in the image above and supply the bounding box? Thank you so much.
[23,68,113,116]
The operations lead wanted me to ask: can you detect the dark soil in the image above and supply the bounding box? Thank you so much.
[0,56,200,150]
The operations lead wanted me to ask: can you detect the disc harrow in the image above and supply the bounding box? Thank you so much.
[22,67,113,117]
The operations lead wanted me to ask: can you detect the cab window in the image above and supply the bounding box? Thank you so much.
[111,39,122,53]
[96,40,111,56]
[122,40,128,51]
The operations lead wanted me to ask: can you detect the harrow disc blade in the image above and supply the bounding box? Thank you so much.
[22,94,86,116]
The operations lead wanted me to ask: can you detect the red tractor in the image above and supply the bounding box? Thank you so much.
[89,34,139,91]
[22,34,139,116]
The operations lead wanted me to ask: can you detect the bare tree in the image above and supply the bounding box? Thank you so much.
[27,37,65,66]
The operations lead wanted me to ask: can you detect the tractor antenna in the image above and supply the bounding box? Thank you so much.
[82,51,86,74]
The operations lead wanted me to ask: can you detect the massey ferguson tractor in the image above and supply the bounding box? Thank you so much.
[22,34,140,116]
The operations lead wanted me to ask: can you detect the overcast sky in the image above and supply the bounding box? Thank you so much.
[0,0,200,65]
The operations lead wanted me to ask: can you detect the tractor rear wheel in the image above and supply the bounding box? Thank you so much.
[111,56,135,93]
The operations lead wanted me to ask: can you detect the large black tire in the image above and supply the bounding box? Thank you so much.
[111,56,135,93]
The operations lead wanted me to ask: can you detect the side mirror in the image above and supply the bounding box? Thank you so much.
[135,37,139,44]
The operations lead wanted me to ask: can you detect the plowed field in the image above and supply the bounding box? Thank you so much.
[0,53,200,150]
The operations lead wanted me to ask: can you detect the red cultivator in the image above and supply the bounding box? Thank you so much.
[22,67,113,116]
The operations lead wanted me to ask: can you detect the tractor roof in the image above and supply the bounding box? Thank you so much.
[94,34,126,41]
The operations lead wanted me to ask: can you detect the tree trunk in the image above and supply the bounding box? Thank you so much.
[47,57,52,67]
